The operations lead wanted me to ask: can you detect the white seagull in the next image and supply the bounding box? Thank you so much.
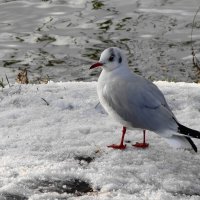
[90,47,200,152]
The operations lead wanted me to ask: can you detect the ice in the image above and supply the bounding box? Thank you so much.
[138,8,195,16]
[0,81,200,199]
[182,53,200,60]
[140,34,153,38]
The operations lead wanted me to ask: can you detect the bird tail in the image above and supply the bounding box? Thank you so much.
[177,123,200,139]
[165,135,197,152]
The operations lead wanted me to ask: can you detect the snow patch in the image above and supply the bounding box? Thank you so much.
[0,81,200,199]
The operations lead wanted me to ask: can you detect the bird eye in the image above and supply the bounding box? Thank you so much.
[109,55,114,62]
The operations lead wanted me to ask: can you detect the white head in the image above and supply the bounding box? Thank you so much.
[90,47,128,71]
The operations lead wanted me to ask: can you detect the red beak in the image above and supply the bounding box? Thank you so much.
[90,62,103,69]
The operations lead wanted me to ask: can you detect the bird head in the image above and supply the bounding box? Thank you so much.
[90,47,127,71]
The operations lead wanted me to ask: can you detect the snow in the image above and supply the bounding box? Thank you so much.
[0,81,200,200]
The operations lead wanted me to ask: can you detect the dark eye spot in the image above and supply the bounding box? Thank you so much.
[118,56,122,63]
[109,55,114,62]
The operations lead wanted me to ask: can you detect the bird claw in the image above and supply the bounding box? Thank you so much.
[133,142,149,149]
[107,144,126,150]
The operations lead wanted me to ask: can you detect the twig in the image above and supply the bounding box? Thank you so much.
[0,78,4,89]
[41,98,49,106]
[95,102,100,109]
[5,74,11,87]
[191,6,200,70]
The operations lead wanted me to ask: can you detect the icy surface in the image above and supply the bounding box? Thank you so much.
[0,0,200,82]
[0,81,200,199]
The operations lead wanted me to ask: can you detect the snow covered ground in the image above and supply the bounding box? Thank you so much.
[0,81,200,200]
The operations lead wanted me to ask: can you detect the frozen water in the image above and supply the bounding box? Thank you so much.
[0,0,200,83]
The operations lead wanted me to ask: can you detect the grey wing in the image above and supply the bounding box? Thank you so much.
[103,78,177,132]
[142,78,171,111]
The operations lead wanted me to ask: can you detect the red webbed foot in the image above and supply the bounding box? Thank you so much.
[107,126,127,150]
[132,130,149,149]
[107,144,126,150]
[132,142,149,148]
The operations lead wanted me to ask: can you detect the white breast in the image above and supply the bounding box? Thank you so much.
[97,69,133,129]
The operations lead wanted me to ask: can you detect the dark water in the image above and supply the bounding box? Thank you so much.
[0,0,200,83]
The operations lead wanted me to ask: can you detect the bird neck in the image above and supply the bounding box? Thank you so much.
[100,64,133,83]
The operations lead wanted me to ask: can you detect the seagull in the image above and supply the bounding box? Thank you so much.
[90,47,200,152]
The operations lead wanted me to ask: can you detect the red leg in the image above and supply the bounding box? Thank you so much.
[133,130,149,148]
[107,127,127,150]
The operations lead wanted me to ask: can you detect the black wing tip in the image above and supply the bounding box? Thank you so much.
[177,122,200,139]
[185,137,198,153]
